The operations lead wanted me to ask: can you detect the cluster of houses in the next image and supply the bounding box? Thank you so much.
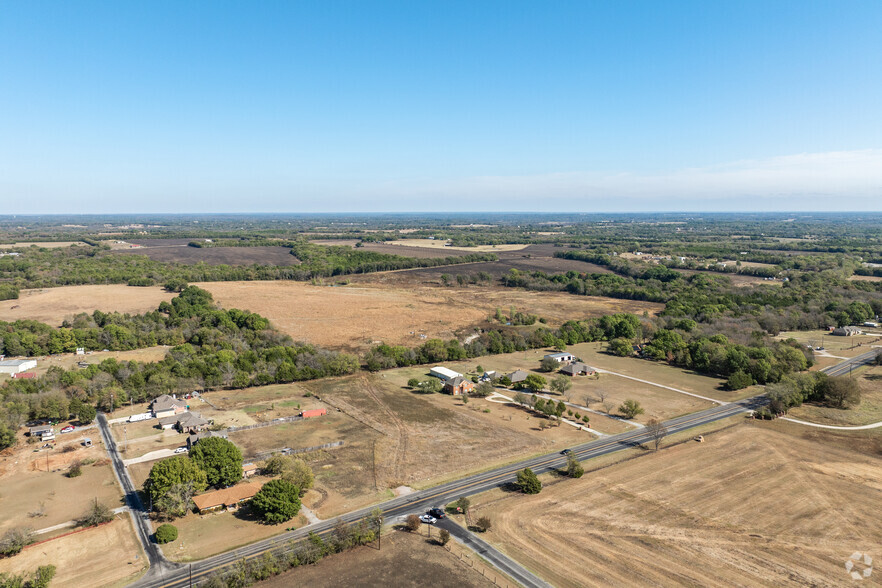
[429,351,598,396]
[150,394,212,434]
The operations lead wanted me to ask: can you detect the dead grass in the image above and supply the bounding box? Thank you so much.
[0,285,173,326]
[0,433,123,534]
[25,347,170,378]
[197,281,662,352]
[0,518,146,587]
[776,329,882,357]
[259,528,495,588]
[160,482,309,562]
[469,423,882,587]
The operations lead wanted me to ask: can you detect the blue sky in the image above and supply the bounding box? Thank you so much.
[1,0,880,213]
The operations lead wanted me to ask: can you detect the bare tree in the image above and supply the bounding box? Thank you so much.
[646,418,668,451]
[602,401,615,415]
[597,390,608,404]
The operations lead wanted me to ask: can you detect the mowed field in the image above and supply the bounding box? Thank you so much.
[469,424,882,588]
[0,285,173,325]
[198,281,662,352]
[0,241,87,249]
[0,518,146,588]
[259,528,494,588]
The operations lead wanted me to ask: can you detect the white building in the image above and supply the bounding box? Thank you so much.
[429,366,462,381]
[543,352,575,364]
[0,359,37,374]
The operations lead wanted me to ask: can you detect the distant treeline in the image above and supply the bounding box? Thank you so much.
[0,242,496,291]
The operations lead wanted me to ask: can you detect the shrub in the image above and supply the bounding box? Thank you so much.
[438,528,451,545]
[77,500,113,527]
[475,516,492,532]
[0,527,33,557]
[67,461,82,478]
[155,523,178,544]
[405,514,421,532]
[516,468,542,494]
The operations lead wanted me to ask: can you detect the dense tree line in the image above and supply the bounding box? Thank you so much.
[0,287,358,434]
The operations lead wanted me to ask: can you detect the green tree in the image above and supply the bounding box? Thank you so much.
[438,528,451,545]
[155,523,178,544]
[540,357,559,372]
[453,496,471,514]
[0,425,14,451]
[619,399,644,419]
[523,374,547,392]
[76,403,97,424]
[819,376,862,409]
[727,370,754,391]
[145,456,207,505]
[516,468,542,494]
[29,565,57,588]
[607,338,633,356]
[406,378,421,388]
[475,516,492,532]
[188,437,243,488]
[416,378,443,394]
[251,479,302,523]
[281,458,314,496]
[566,454,584,478]
[473,381,494,397]
[550,375,572,396]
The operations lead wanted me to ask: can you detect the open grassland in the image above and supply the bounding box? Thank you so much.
[0,285,173,326]
[0,431,123,534]
[0,518,146,588]
[159,482,309,562]
[468,424,882,588]
[850,274,882,282]
[258,527,495,588]
[787,365,882,426]
[198,280,662,352]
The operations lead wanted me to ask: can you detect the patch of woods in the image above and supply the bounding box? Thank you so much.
[0,287,358,443]
[0,241,496,292]
[198,509,385,588]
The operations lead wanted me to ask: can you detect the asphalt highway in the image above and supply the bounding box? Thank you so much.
[820,349,880,377]
[131,395,765,588]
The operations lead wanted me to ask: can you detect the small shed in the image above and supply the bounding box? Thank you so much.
[242,463,258,478]
[300,408,327,419]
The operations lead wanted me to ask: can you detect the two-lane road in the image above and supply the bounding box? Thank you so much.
[132,395,763,588]
[821,348,880,376]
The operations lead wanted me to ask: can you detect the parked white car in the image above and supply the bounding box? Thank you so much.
[419,514,437,524]
[174,447,188,454]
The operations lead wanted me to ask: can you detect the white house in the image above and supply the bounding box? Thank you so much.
[429,366,462,381]
[543,352,575,364]
[0,359,38,375]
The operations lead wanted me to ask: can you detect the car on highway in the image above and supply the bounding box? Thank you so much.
[60,426,75,434]
[419,514,437,524]
[428,507,446,519]
[174,447,188,454]
[561,448,573,455]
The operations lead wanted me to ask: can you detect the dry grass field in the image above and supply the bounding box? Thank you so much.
[259,528,494,588]
[198,281,662,352]
[850,274,882,283]
[160,479,309,562]
[0,432,123,535]
[776,330,882,358]
[0,518,146,587]
[0,285,173,326]
[469,424,882,588]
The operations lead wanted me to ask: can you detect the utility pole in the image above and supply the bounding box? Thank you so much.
[189,564,192,588]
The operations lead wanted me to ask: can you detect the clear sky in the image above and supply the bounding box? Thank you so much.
[1,0,880,213]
